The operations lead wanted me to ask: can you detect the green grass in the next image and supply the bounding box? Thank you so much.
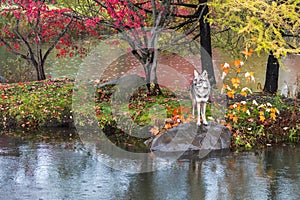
[1,79,299,151]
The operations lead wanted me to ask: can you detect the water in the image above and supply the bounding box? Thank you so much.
[0,134,299,200]
[1,44,299,92]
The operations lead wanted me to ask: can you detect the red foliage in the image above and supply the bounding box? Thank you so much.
[84,0,195,30]
[0,0,88,58]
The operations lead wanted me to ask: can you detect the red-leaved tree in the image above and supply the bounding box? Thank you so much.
[67,0,204,94]
[0,0,85,80]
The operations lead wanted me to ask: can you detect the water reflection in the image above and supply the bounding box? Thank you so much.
[0,134,299,200]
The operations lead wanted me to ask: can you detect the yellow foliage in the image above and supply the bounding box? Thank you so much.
[227,90,235,98]
[231,77,240,88]
[270,112,276,120]
[240,91,247,97]
[259,115,265,122]
[208,0,300,58]
[242,105,247,112]
[232,115,238,123]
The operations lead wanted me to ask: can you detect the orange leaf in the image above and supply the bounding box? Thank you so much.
[222,67,229,74]
[240,91,247,97]
[173,108,178,116]
[182,106,189,114]
[173,122,179,127]
[234,59,242,67]
[270,112,276,120]
[227,113,233,119]
[259,115,265,122]
[232,116,238,123]
[227,90,235,99]
[236,103,241,111]
[179,115,184,122]
[241,48,253,59]
[178,106,183,114]
[165,123,172,129]
[221,63,230,73]
[226,123,232,130]
[231,78,240,88]
[242,105,247,112]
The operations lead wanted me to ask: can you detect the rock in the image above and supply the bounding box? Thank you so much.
[150,122,231,152]
[99,74,146,102]
[99,74,145,89]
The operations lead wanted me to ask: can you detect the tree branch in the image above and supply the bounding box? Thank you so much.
[42,12,75,67]
[13,19,38,67]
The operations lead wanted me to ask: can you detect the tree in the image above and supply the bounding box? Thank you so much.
[264,53,279,93]
[62,0,164,94]
[208,0,300,93]
[199,0,215,86]
[147,0,217,86]
[65,0,215,94]
[0,0,83,80]
[165,0,216,86]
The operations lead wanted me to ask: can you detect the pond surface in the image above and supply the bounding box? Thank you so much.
[0,133,299,200]
[1,44,299,93]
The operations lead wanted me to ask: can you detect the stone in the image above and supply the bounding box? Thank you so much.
[150,122,231,152]
[99,74,146,102]
[99,74,145,89]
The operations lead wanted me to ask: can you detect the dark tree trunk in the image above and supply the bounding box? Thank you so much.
[199,0,216,87]
[34,62,46,81]
[263,54,279,94]
[145,61,162,95]
[138,49,162,95]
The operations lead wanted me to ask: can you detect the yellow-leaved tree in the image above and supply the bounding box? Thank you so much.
[208,0,300,93]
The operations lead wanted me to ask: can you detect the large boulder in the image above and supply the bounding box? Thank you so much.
[150,122,231,152]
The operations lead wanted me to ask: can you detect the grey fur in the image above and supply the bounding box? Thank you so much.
[190,70,211,126]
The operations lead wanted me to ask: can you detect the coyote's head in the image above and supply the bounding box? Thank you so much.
[192,70,210,99]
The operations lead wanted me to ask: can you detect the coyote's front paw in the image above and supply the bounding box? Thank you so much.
[196,121,201,126]
[202,121,208,126]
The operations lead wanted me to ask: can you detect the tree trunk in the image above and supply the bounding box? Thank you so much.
[144,50,162,95]
[199,0,216,87]
[131,29,162,95]
[35,63,46,80]
[263,54,279,94]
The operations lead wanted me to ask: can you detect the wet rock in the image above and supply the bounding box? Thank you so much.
[99,74,145,90]
[150,122,231,152]
[99,74,146,102]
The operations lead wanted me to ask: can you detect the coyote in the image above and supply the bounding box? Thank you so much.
[190,70,211,126]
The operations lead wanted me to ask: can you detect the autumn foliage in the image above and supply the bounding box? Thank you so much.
[0,0,88,80]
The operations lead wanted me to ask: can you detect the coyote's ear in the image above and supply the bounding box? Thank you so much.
[201,70,208,78]
[194,70,199,77]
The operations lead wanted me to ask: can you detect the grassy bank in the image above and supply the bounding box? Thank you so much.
[0,79,299,150]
